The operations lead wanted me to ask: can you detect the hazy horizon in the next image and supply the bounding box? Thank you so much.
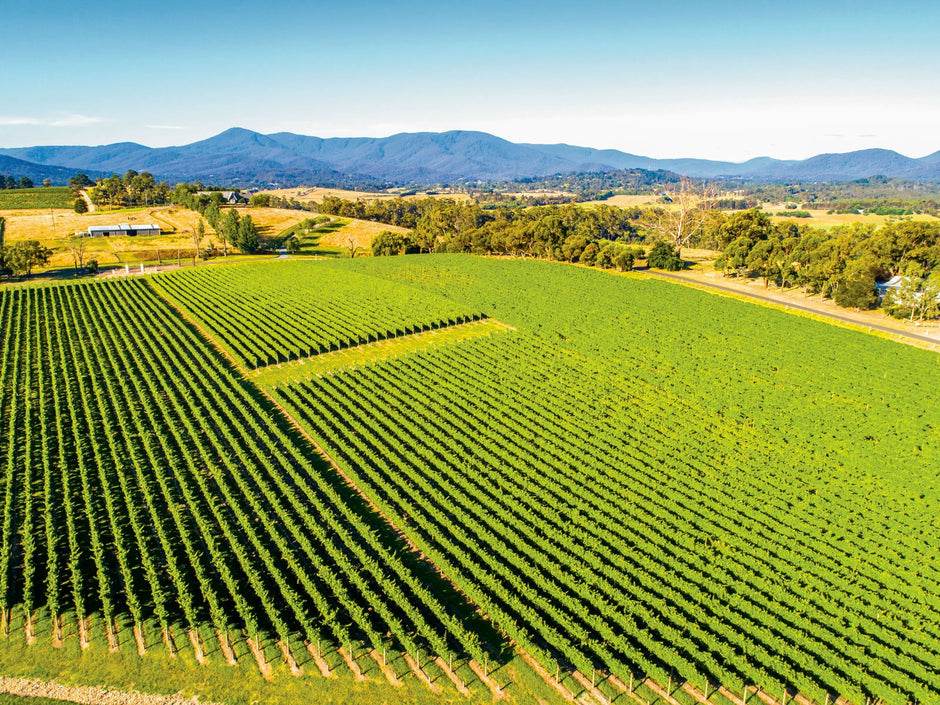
[3,125,939,165]
[3,0,939,161]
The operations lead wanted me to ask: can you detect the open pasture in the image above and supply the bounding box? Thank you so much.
[259,187,473,203]
[764,204,940,229]
[0,207,209,269]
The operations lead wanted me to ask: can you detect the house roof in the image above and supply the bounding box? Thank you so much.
[87,223,160,232]
[196,190,239,199]
[876,275,904,291]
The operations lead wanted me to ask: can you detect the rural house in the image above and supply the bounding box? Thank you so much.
[85,223,161,237]
[196,190,247,205]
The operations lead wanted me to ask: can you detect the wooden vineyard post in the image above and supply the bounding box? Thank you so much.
[704,680,709,701]
[668,673,672,695]
[629,671,634,693]
[743,686,748,704]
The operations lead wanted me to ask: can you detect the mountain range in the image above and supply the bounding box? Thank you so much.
[0,154,108,186]
[2,128,939,186]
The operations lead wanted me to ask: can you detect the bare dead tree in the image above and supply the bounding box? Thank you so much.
[346,235,360,259]
[66,236,87,275]
[642,177,717,255]
[191,219,204,264]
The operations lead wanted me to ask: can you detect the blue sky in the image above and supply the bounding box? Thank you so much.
[2,0,939,160]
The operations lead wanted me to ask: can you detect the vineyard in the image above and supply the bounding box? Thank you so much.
[274,332,940,705]
[0,254,937,705]
[0,277,520,701]
[152,261,484,368]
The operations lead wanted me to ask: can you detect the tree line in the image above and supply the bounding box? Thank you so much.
[0,175,39,189]
[170,184,260,254]
[709,209,940,318]
[88,170,172,209]
[318,196,643,256]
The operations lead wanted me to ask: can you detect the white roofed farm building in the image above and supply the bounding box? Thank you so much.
[86,223,161,237]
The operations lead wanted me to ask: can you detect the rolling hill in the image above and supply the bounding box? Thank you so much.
[2,128,939,186]
[0,154,106,186]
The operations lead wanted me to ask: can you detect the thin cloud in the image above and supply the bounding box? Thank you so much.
[0,114,102,127]
[144,124,187,130]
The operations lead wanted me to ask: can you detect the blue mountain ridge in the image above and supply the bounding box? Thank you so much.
[2,128,938,186]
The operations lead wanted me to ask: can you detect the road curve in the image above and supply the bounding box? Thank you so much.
[646,270,940,348]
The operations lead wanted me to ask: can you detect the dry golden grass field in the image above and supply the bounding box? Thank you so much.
[318,217,410,251]
[763,203,940,229]
[0,203,412,269]
[585,194,658,207]
[0,206,211,269]
[260,186,472,203]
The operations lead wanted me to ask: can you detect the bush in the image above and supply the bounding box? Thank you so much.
[833,257,880,309]
[86,259,99,275]
[74,197,88,214]
[579,242,599,266]
[372,230,412,256]
[646,241,684,271]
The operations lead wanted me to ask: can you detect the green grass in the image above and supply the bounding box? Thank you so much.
[0,611,523,705]
[256,317,512,386]
[272,217,347,256]
[0,188,73,210]
[0,695,66,705]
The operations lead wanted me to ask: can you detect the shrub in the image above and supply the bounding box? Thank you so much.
[647,241,684,271]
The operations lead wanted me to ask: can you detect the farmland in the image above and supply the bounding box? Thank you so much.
[260,187,473,203]
[0,204,403,271]
[0,254,937,705]
[152,261,485,368]
[0,275,546,703]
[0,188,73,211]
[271,256,939,705]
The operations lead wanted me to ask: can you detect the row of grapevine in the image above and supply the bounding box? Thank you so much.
[0,280,497,679]
[152,260,484,368]
[273,332,940,705]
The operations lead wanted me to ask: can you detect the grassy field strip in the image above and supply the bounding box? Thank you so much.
[636,269,940,352]
[255,318,513,386]
[0,676,222,705]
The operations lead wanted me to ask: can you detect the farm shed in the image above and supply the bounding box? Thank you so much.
[86,223,161,237]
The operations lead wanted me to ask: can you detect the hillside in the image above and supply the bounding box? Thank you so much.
[0,154,105,186]
[3,129,940,186]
